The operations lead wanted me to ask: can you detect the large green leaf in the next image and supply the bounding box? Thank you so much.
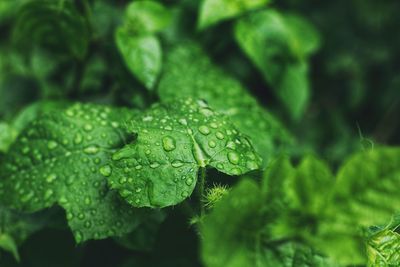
[198,0,269,30]
[158,43,293,164]
[104,98,262,208]
[201,178,339,267]
[332,147,400,227]
[0,103,144,243]
[12,0,89,59]
[234,10,320,119]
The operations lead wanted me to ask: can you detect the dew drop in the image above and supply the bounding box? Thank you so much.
[84,146,99,155]
[185,178,193,186]
[83,124,93,132]
[171,160,184,168]
[47,141,58,150]
[44,189,54,200]
[228,151,240,165]
[246,160,259,170]
[74,133,83,144]
[46,174,57,183]
[99,165,112,177]
[216,131,224,140]
[209,122,218,129]
[199,125,210,135]
[181,191,189,198]
[162,136,176,152]
[179,118,188,125]
[150,162,160,169]
[231,167,242,175]
[75,231,83,243]
[208,140,216,148]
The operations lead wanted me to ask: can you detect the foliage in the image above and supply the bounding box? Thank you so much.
[0,0,398,266]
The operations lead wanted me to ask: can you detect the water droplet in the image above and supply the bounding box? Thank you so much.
[66,110,74,117]
[111,122,119,128]
[78,213,85,220]
[47,141,58,150]
[150,162,160,169]
[74,133,83,144]
[99,165,112,177]
[84,196,91,205]
[84,221,92,228]
[216,131,224,140]
[171,160,184,168]
[179,118,188,125]
[162,136,176,152]
[208,140,216,148]
[46,174,57,183]
[135,187,142,193]
[228,151,240,165]
[84,124,93,132]
[119,177,127,184]
[199,125,210,135]
[209,122,218,129]
[231,167,242,175]
[181,191,189,198]
[216,163,224,170]
[22,147,30,154]
[44,189,54,200]
[185,178,193,186]
[135,165,142,170]
[84,146,99,155]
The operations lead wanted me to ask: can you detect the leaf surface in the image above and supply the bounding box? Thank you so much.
[158,43,293,164]
[105,99,262,208]
[0,103,142,243]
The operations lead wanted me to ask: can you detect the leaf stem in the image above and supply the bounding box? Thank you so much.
[198,167,206,217]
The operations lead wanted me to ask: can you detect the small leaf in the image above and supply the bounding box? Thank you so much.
[0,103,142,243]
[0,234,19,262]
[13,0,90,59]
[367,229,400,266]
[124,0,172,34]
[198,0,269,30]
[105,98,262,208]
[234,10,319,119]
[116,29,162,89]
[158,43,294,165]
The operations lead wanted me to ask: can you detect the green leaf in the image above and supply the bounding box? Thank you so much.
[367,229,400,266]
[332,147,400,227]
[105,98,262,208]
[201,178,338,267]
[12,0,90,59]
[114,210,166,252]
[123,0,172,34]
[116,29,162,89]
[0,205,51,261]
[198,0,269,30]
[158,43,294,165]
[234,10,319,119]
[0,122,17,153]
[0,234,19,262]
[0,103,143,243]
[291,155,334,215]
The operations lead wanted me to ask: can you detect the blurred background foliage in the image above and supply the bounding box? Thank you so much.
[0,0,399,266]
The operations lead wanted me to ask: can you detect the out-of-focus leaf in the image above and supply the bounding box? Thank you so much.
[158,43,294,165]
[0,122,17,153]
[201,178,339,267]
[332,147,400,227]
[234,9,320,119]
[116,30,162,89]
[198,0,269,30]
[0,234,19,261]
[13,0,90,59]
[124,0,172,34]
[105,98,262,208]
[114,210,166,252]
